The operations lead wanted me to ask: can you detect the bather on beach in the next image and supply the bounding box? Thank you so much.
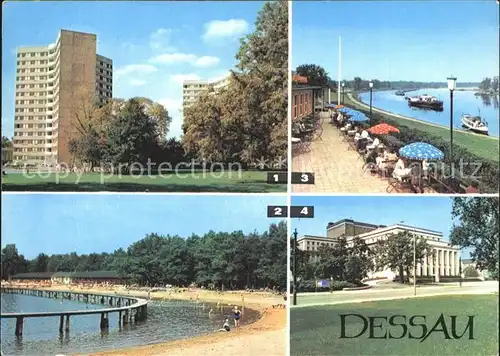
[218,318,231,332]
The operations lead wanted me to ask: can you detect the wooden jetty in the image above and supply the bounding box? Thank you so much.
[0,287,148,337]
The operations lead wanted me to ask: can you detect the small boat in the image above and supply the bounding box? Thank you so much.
[395,90,405,96]
[461,114,489,135]
[407,94,444,111]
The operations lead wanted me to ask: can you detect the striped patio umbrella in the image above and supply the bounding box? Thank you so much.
[399,142,444,161]
[367,123,400,135]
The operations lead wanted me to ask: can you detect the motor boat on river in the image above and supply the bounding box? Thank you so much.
[395,90,405,96]
[407,94,444,111]
[461,114,489,135]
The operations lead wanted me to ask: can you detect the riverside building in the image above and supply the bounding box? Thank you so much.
[182,75,231,109]
[13,30,113,165]
[297,219,461,280]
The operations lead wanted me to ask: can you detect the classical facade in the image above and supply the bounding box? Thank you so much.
[182,75,231,109]
[13,29,112,165]
[297,219,461,280]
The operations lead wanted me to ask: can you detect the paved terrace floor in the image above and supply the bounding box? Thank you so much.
[292,115,436,193]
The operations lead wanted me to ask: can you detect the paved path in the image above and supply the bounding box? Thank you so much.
[294,281,498,307]
[292,114,397,193]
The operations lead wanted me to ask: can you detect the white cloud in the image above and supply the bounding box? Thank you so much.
[194,56,220,68]
[115,64,157,77]
[149,53,220,68]
[149,28,177,52]
[170,73,201,85]
[129,79,147,86]
[203,19,249,41]
[149,53,197,65]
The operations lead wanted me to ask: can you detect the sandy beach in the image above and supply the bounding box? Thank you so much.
[3,284,286,356]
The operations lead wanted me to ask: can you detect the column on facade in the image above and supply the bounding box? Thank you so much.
[456,252,460,276]
[440,249,445,276]
[423,253,428,276]
[451,251,456,276]
[429,249,434,275]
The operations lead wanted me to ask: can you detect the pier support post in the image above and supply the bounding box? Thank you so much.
[15,317,23,337]
[59,315,64,333]
[123,310,129,325]
[65,315,70,332]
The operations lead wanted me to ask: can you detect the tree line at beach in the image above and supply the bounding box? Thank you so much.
[478,76,499,94]
[1,221,287,291]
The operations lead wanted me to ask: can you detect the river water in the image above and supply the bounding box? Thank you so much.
[1,293,259,355]
[358,88,499,137]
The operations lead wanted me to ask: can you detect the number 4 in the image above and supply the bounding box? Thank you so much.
[300,207,308,215]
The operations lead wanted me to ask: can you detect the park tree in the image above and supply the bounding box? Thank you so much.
[1,136,13,148]
[183,0,287,166]
[353,77,362,91]
[295,64,329,86]
[450,197,499,280]
[103,99,158,169]
[373,232,431,284]
[492,76,499,93]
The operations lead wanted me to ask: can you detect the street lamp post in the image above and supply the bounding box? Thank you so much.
[369,82,374,118]
[341,82,345,105]
[293,228,298,306]
[459,256,462,288]
[447,76,457,168]
[413,234,416,296]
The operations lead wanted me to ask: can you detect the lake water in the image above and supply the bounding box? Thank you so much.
[1,293,259,355]
[358,88,499,137]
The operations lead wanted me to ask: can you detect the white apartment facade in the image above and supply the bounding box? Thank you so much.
[182,75,231,109]
[13,30,112,165]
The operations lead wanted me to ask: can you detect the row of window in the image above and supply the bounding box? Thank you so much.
[292,92,313,120]
[98,61,112,69]
[17,68,49,74]
[98,69,112,77]
[14,132,49,138]
[17,52,48,58]
[16,84,47,89]
[97,75,113,84]
[17,91,54,97]
[15,148,52,153]
[17,59,51,66]
[14,116,50,121]
[15,123,52,129]
[16,75,50,81]
[15,99,54,105]
[14,155,52,161]
[15,107,52,113]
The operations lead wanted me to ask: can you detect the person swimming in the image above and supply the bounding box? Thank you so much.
[233,306,242,327]
[218,318,231,332]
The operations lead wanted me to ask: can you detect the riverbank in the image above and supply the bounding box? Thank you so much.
[347,92,499,162]
[3,284,286,356]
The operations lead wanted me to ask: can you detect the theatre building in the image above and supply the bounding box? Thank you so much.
[297,219,461,280]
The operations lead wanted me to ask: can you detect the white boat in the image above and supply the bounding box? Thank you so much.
[461,114,489,134]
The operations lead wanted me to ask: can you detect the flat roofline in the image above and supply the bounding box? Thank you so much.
[60,29,97,37]
[327,219,383,230]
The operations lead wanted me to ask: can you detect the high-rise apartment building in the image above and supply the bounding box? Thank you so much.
[182,75,230,109]
[13,29,113,164]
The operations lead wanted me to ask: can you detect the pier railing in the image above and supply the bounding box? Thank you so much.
[0,287,148,337]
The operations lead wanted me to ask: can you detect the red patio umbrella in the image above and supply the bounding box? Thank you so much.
[367,123,400,135]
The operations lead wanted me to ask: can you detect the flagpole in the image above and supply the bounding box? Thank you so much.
[338,36,341,105]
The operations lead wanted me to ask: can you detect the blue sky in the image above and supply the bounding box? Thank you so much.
[1,194,286,259]
[291,196,471,258]
[2,1,264,139]
[292,1,499,83]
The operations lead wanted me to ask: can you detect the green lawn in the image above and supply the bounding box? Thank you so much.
[345,94,499,162]
[1,171,286,192]
[291,294,498,356]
